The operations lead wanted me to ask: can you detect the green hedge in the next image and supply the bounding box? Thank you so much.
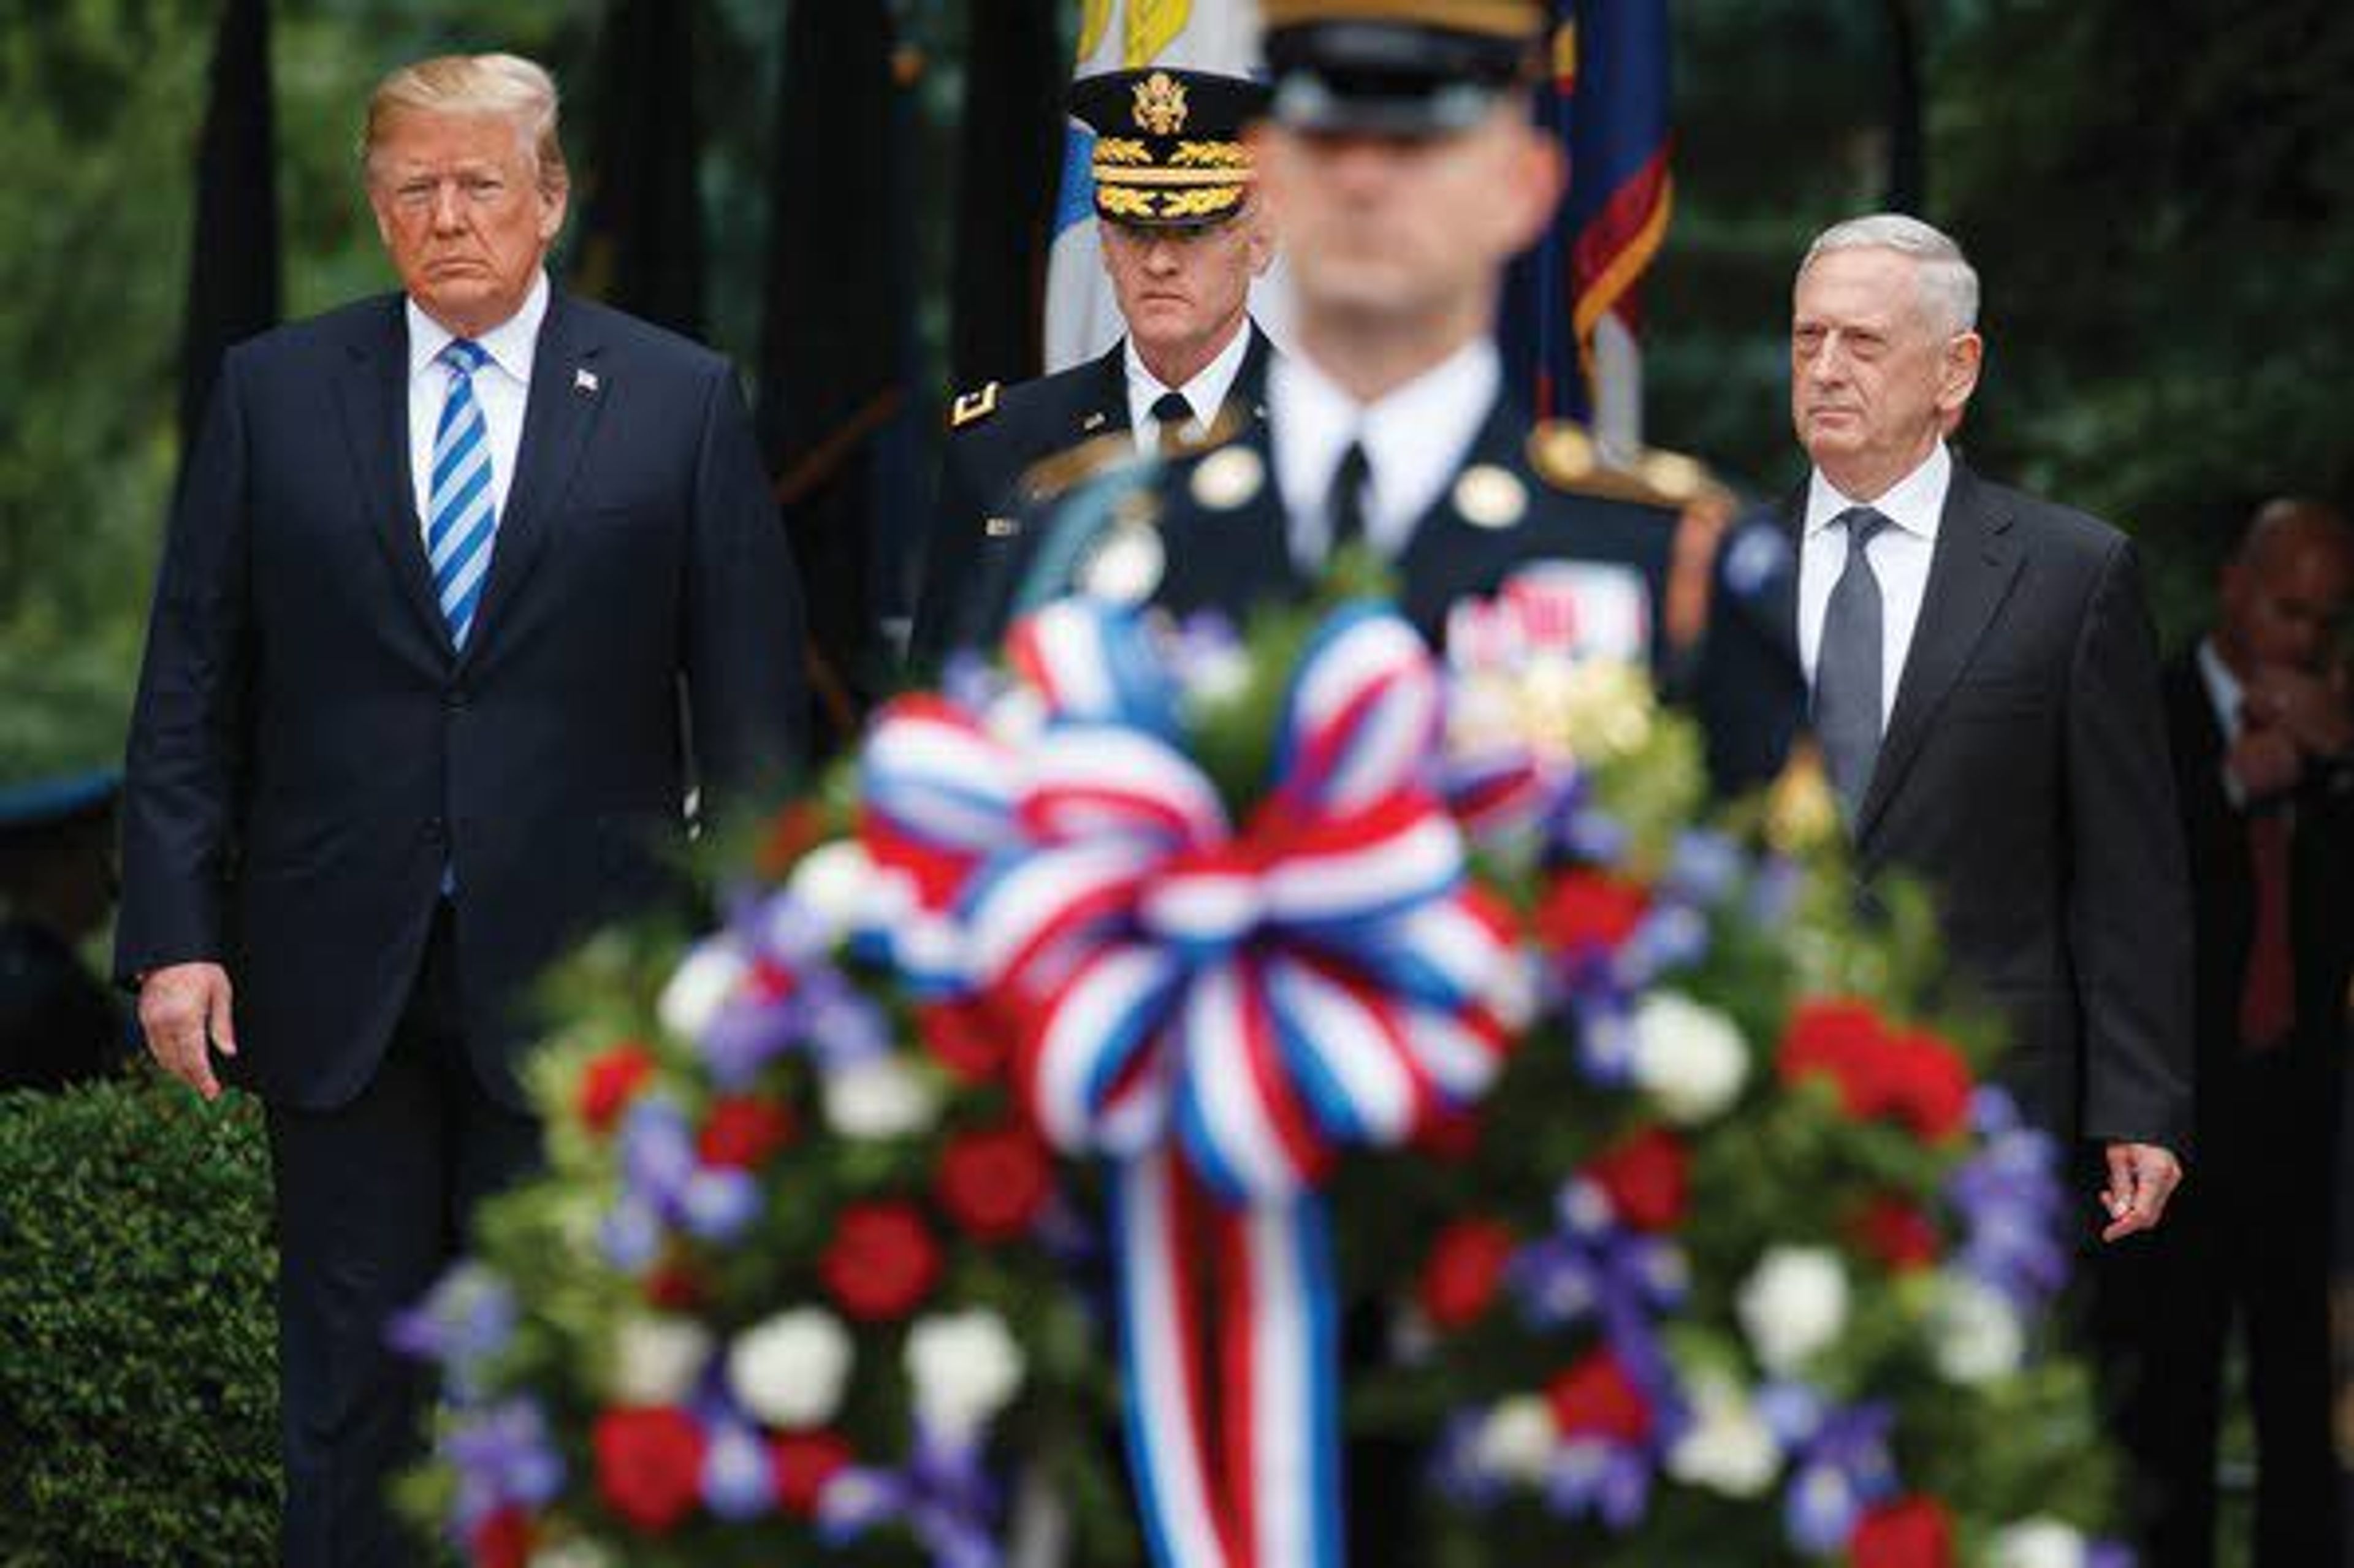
[0,1073,278,1567]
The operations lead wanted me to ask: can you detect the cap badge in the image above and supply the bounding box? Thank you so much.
[1132,70,1189,135]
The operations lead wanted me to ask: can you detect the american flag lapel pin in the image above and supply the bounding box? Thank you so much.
[574,367,599,394]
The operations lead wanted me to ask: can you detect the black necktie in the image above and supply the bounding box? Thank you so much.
[1151,390,1195,457]
[1328,441,1371,558]
[1813,506,1891,816]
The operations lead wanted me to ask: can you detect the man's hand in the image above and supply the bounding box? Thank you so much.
[137,962,238,1102]
[2099,1141,2182,1242]
[2243,663,2353,758]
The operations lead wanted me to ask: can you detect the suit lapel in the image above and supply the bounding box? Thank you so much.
[1224,322,1275,427]
[1854,464,2024,843]
[1075,340,1130,444]
[463,292,608,664]
[334,297,454,657]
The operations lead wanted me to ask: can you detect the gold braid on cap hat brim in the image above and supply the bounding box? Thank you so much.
[1259,0,1541,37]
[1096,185,1247,221]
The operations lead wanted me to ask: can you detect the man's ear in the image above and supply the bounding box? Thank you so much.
[1244,196,1276,278]
[1937,330,1983,418]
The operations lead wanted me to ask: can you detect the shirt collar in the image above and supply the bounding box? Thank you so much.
[1804,441,1952,542]
[406,269,549,385]
[1125,317,1254,427]
[1271,336,1500,549]
[2196,636,2244,737]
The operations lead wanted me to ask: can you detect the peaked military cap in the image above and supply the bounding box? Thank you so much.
[1068,67,1273,228]
[1260,0,1546,135]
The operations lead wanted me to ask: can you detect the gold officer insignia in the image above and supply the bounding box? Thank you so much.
[949,382,1000,428]
[1133,70,1189,135]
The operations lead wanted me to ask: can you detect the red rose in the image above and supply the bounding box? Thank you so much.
[698,1095,796,1168]
[1850,1495,1954,1568]
[592,1407,706,1534]
[771,1429,854,1517]
[1851,1195,1941,1273]
[1886,1030,1974,1141]
[920,997,1013,1084]
[935,1124,1053,1242]
[468,1505,531,1568]
[1534,871,1650,955]
[1584,1126,1690,1232]
[1419,1218,1517,1330]
[644,1260,707,1311]
[820,1201,942,1321]
[579,1043,657,1134]
[1778,999,1895,1116]
[1545,1350,1653,1446]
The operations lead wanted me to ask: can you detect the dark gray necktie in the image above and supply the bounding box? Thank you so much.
[1151,390,1195,457]
[1328,441,1371,557]
[1813,505,1891,815]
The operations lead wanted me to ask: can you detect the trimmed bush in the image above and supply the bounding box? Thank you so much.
[0,1073,278,1566]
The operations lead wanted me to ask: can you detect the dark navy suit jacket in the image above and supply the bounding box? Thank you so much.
[117,290,807,1109]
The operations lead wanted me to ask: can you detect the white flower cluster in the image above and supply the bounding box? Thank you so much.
[606,1313,714,1406]
[1988,1517,2092,1568]
[1628,992,1750,1124]
[1735,1247,1849,1374]
[1664,1372,1780,1497]
[905,1309,1027,1439]
[729,1307,855,1428]
[1927,1268,2025,1385]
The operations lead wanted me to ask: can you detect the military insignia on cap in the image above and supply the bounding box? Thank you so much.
[1452,464,1526,530]
[1190,444,1265,511]
[950,382,1000,428]
[1132,70,1189,134]
[1079,520,1167,606]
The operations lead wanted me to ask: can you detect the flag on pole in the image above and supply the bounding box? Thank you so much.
[178,0,279,458]
[1501,0,1673,449]
[1042,0,1278,372]
[571,0,706,341]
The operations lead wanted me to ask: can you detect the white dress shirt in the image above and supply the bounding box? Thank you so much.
[1798,442,1952,725]
[405,270,547,534]
[1126,320,1253,454]
[1269,337,1501,569]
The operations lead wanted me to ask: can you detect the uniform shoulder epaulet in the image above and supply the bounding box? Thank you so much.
[1527,421,1729,512]
[948,381,1002,430]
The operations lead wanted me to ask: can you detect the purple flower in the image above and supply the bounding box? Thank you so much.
[388,1263,516,1402]
[441,1397,565,1533]
[1663,830,1744,908]
[1427,1410,1509,1510]
[1946,1098,2072,1311]
[1757,1386,1898,1555]
[1543,1441,1653,1531]
[818,1421,1004,1568]
[701,1418,777,1521]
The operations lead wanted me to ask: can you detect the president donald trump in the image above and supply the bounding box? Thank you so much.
[117,53,806,1565]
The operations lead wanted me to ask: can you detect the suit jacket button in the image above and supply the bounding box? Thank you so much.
[444,686,467,709]
[423,816,448,845]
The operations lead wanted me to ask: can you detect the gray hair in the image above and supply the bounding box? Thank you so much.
[1799,213,1979,336]
[363,53,568,194]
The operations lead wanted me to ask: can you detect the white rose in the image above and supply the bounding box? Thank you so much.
[1929,1270,2024,1385]
[728,1307,854,1429]
[786,840,877,936]
[1736,1247,1849,1374]
[1471,1395,1558,1486]
[1629,992,1750,1124]
[1988,1517,2087,1568]
[1665,1374,1780,1498]
[657,939,748,1041]
[606,1313,712,1406]
[823,1054,940,1139]
[905,1309,1027,1439]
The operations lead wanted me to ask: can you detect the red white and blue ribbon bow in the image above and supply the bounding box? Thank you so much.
[901,601,1522,1568]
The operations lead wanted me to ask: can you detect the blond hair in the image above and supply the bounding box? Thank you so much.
[363,53,567,193]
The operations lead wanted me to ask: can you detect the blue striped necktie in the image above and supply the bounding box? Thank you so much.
[426,339,497,647]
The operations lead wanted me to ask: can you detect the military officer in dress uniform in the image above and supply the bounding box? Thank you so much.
[1007,0,1780,777]
[907,67,1280,668]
